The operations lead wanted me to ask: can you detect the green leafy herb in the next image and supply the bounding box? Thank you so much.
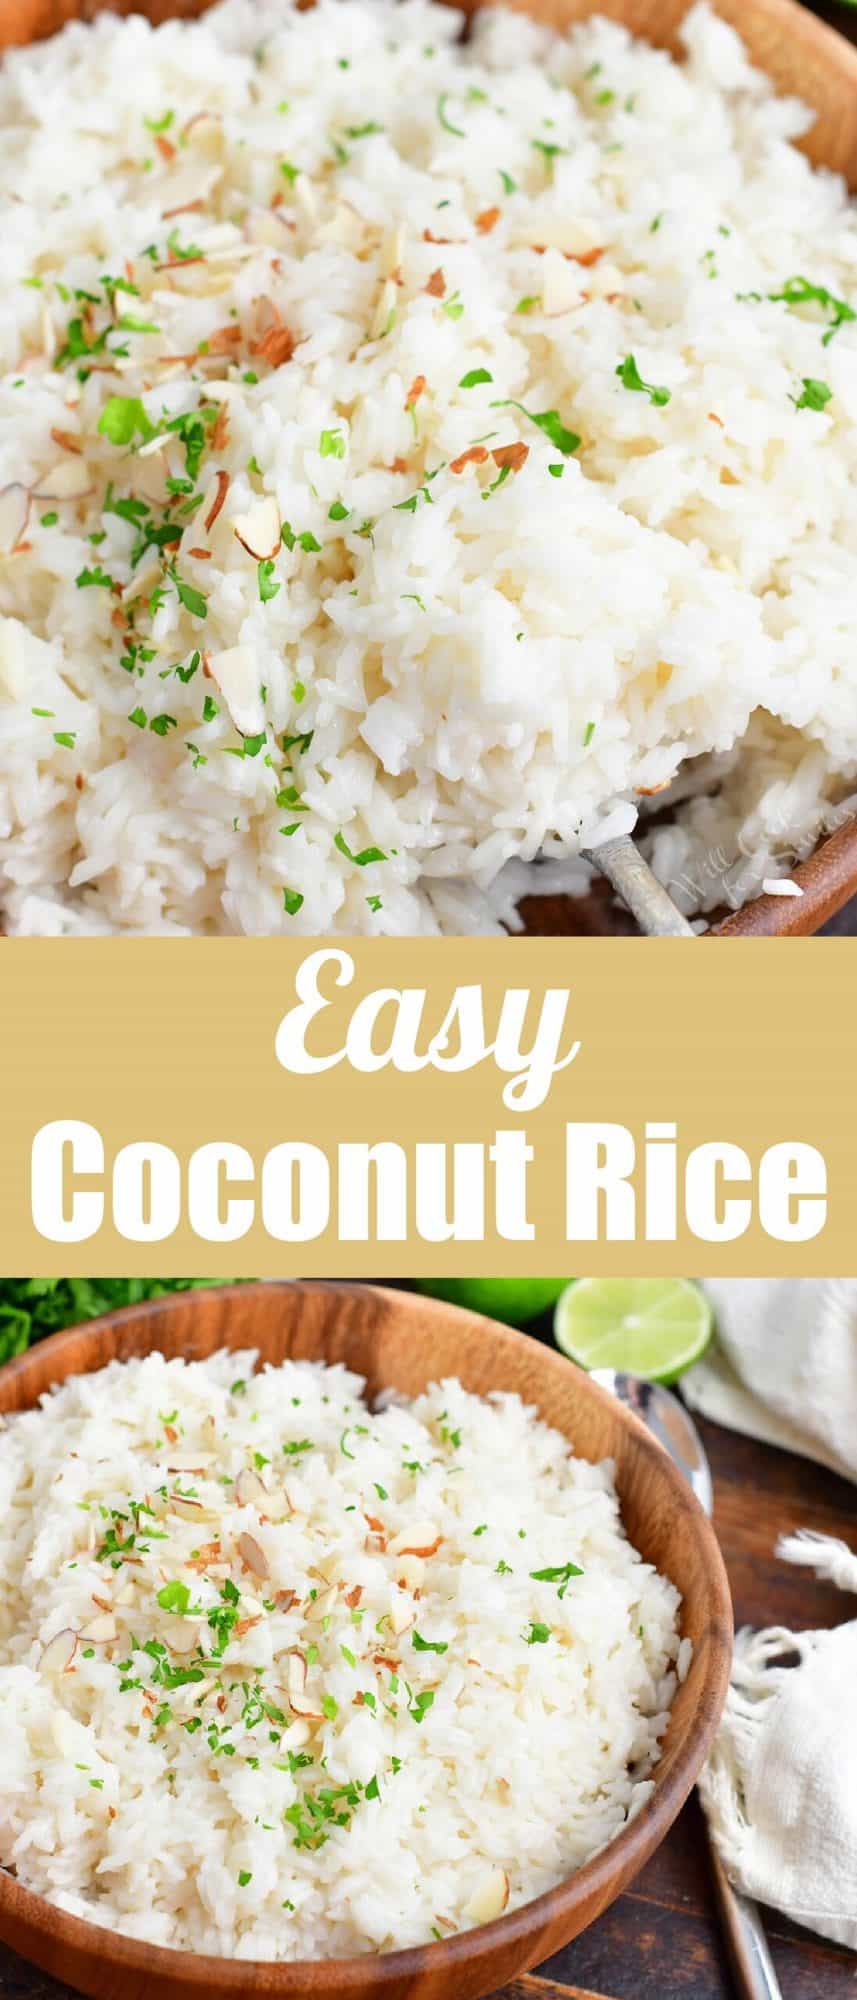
[769,274,855,346]
[459,367,493,388]
[529,1560,583,1599]
[97,396,155,448]
[792,376,833,412]
[334,831,387,866]
[490,398,580,453]
[437,93,465,136]
[615,353,670,406]
[258,559,280,602]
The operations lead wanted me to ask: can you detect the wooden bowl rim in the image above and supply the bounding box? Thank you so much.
[0,1281,733,1992]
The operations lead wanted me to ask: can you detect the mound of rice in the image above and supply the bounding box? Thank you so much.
[1,0,856,933]
[0,1350,686,1958]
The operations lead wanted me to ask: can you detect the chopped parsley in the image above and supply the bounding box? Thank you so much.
[792,376,832,412]
[615,353,671,406]
[334,831,387,866]
[529,1560,583,1599]
[437,93,465,136]
[490,398,580,454]
[769,274,855,345]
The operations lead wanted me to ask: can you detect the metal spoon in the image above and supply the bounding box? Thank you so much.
[583,833,697,936]
[590,1368,782,2000]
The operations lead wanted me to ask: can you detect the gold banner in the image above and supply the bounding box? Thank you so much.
[1,937,854,1275]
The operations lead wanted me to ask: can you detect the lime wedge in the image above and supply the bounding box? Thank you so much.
[554,1278,712,1384]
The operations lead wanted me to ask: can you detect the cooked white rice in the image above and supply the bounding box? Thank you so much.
[0,1350,685,1958]
[2,0,856,933]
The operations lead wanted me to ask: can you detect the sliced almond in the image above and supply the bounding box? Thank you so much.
[389,1523,442,1559]
[262,1489,292,1524]
[305,1584,337,1622]
[282,1717,312,1748]
[203,469,230,535]
[232,495,281,561]
[39,1628,78,1675]
[395,1554,425,1592]
[164,1451,216,1472]
[464,1868,510,1925]
[286,1648,323,1720]
[390,1595,416,1638]
[79,1613,118,1644]
[370,276,397,342]
[169,1494,219,1523]
[0,483,31,554]
[207,643,265,739]
[163,1618,200,1656]
[237,1531,269,1579]
[35,457,94,500]
[235,1467,268,1507]
[287,1648,307,1696]
[541,246,584,317]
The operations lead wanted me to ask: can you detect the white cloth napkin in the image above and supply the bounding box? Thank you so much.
[684,1277,857,1483]
[698,1533,857,1950]
[684,1279,857,1946]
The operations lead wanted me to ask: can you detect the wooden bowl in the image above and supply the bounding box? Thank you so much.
[3,0,853,937]
[0,1281,732,2000]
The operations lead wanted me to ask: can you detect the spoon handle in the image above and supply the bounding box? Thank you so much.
[706,1825,783,2000]
[582,833,697,937]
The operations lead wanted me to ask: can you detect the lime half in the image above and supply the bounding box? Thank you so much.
[554,1278,712,1384]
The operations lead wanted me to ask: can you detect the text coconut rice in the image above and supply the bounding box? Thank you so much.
[0,1350,686,1957]
[1,0,856,933]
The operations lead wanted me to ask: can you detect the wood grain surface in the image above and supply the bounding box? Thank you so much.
[0,1283,731,2000]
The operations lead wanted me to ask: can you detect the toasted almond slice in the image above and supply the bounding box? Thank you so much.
[163,1618,199,1656]
[163,1450,216,1472]
[0,483,31,554]
[370,276,397,342]
[287,1649,307,1696]
[169,1494,219,1523]
[237,1531,269,1579]
[262,1489,292,1524]
[542,246,584,317]
[389,1523,442,1559]
[390,1596,416,1638]
[395,1554,425,1592]
[305,1584,337,1622]
[232,495,281,561]
[282,1717,312,1748]
[464,1868,510,1925]
[203,469,230,535]
[286,1648,323,1719]
[207,643,265,739]
[39,1628,78,1674]
[34,458,93,501]
[79,1613,118,1644]
[235,1467,268,1507]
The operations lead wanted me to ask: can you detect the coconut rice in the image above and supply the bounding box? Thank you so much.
[0,1350,686,1957]
[1,0,856,934]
